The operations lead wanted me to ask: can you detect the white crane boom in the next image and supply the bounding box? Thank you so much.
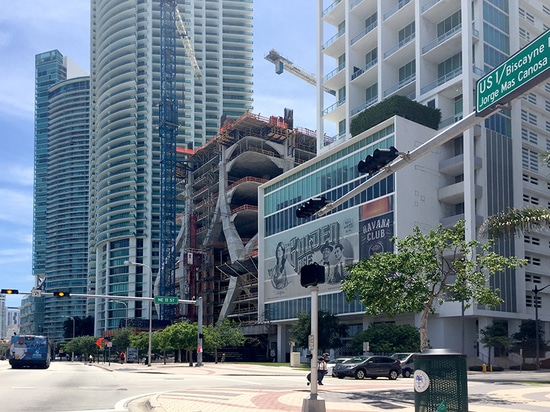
[265,49,336,96]
[175,6,202,79]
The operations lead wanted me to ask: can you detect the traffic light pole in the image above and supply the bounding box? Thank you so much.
[302,285,325,412]
[317,110,496,217]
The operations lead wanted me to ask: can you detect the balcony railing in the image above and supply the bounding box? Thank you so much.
[322,98,345,116]
[421,0,441,13]
[351,97,378,117]
[323,62,345,82]
[384,73,415,97]
[323,0,343,17]
[351,58,378,80]
[420,66,462,95]
[384,33,415,59]
[384,0,412,20]
[323,30,345,49]
[422,24,461,54]
[351,21,377,45]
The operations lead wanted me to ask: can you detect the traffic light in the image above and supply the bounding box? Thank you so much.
[53,291,70,297]
[357,146,399,175]
[1,289,18,294]
[296,196,330,219]
[300,263,326,287]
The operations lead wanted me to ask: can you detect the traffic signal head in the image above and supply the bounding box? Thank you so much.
[358,146,399,175]
[300,263,326,287]
[1,289,18,294]
[53,291,70,298]
[296,196,330,219]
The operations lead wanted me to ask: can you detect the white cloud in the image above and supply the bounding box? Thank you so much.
[0,188,33,224]
[0,163,34,186]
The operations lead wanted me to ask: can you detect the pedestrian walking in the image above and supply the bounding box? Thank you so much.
[317,353,329,385]
[119,351,125,364]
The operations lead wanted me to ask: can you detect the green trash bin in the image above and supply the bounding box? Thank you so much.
[414,349,468,412]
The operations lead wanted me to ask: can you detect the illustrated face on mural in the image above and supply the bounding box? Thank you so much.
[334,244,343,261]
[276,243,284,261]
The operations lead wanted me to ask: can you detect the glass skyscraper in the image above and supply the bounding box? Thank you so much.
[30,50,90,340]
[89,0,253,333]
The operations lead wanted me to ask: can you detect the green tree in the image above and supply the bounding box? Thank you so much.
[203,318,246,363]
[130,331,150,360]
[289,310,348,353]
[165,322,198,365]
[480,321,512,367]
[112,327,132,354]
[511,320,548,363]
[62,336,102,360]
[350,323,420,354]
[342,220,525,351]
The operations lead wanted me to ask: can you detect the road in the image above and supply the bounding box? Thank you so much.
[1,360,550,412]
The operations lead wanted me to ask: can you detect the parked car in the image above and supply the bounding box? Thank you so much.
[333,355,401,380]
[326,357,350,377]
[391,352,418,378]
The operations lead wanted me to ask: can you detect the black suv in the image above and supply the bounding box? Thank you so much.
[391,352,418,378]
[333,355,402,380]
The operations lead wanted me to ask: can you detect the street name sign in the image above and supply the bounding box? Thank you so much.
[154,296,178,304]
[476,29,550,115]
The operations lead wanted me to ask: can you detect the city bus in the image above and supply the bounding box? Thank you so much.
[8,335,51,369]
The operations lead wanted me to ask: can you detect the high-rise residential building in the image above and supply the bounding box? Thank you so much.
[89,0,253,334]
[258,0,550,363]
[30,50,90,341]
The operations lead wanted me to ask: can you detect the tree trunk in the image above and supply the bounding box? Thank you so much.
[419,305,431,351]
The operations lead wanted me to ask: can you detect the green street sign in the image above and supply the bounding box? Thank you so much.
[154,296,179,304]
[476,29,550,115]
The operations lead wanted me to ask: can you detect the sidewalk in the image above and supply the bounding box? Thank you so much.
[97,362,550,412]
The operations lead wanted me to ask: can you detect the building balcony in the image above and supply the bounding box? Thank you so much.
[420,66,462,95]
[384,33,415,65]
[422,0,460,24]
[383,0,414,28]
[323,30,346,58]
[383,74,415,98]
[351,96,378,118]
[323,62,346,91]
[421,24,462,64]
[322,0,344,26]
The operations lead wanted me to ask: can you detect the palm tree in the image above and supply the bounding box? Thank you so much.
[479,152,550,238]
[479,207,550,238]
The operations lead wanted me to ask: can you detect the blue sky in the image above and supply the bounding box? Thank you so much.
[0,1,318,307]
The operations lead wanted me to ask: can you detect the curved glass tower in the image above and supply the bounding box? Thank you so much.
[89,0,253,333]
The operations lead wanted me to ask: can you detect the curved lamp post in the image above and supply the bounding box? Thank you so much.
[533,284,550,370]
[125,260,153,367]
[111,300,129,328]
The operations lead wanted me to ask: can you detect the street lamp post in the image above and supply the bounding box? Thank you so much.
[112,300,129,328]
[125,260,153,367]
[533,284,550,370]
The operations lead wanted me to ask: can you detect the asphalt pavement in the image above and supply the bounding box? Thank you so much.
[94,361,550,412]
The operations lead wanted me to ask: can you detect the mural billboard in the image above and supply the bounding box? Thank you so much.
[264,208,358,302]
[359,196,394,260]
[264,195,394,303]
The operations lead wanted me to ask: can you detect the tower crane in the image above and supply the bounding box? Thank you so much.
[158,0,202,321]
[264,49,336,96]
[175,5,202,79]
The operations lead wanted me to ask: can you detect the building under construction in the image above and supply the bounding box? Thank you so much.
[174,111,316,341]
